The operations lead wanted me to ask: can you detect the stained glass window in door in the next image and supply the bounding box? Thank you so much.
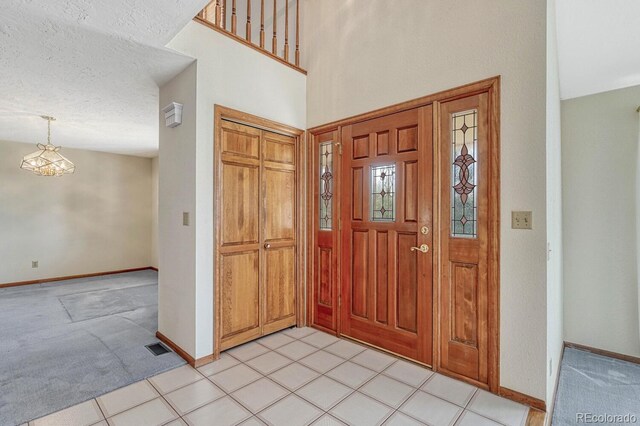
[451,109,478,238]
[319,141,333,230]
[371,164,396,221]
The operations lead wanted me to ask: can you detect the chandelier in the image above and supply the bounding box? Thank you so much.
[20,116,75,176]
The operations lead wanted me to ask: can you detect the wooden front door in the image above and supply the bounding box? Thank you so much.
[340,107,433,365]
[217,118,297,352]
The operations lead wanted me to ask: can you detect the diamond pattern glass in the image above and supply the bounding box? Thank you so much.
[451,109,477,238]
[371,164,395,222]
[319,141,333,230]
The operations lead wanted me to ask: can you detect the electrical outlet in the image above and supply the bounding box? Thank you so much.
[512,211,532,230]
[183,212,190,226]
[32,260,38,268]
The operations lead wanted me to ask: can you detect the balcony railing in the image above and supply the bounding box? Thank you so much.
[195,0,304,73]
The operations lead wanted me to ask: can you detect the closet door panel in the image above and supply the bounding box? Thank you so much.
[262,130,297,334]
[219,251,261,345]
[263,246,297,333]
[218,120,263,350]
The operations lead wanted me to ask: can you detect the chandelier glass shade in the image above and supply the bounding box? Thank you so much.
[20,116,75,177]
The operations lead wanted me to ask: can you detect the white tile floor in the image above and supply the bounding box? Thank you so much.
[29,327,532,426]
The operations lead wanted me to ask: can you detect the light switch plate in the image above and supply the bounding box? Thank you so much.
[183,212,190,226]
[512,211,532,229]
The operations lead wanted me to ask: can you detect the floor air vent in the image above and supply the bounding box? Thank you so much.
[146,342,171,356]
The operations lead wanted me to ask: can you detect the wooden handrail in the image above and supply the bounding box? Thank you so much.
[197,0,304,73]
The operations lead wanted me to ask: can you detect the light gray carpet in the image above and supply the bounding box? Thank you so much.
[552,347,640,425]
[0,270,186,426]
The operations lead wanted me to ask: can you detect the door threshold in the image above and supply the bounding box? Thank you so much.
[338,333,433,370]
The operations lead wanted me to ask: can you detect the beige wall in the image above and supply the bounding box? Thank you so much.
[302,0,549,400]
[562,85,640,357]
[0,140,153,283]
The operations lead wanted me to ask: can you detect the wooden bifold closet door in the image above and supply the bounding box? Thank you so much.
[217,119,297,352]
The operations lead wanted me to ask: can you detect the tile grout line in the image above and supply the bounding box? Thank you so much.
[39,328,523,426]
[93,397,108,423]
[221,331,430,423]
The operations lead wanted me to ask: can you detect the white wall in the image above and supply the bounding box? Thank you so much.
[562,85,640,358]
[158,61,198,357]
[546,0,564,411]
[151,156,159,269]
[0,140,152,283]
[160,21,306,358]
[301,0,549,400]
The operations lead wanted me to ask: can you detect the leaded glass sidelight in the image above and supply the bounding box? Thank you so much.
[451,109,478,238]
[319,141,333,230]
[371,164,396,221]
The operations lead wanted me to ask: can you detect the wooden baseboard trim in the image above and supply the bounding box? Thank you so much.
[499,387,546,412]
[0,266,157,289]
[149,267,159,272]
[155,331,216,368]
[193,354,216,368]
[564,341,640,365]
[526,408,546,426]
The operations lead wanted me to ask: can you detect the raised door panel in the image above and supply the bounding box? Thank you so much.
[351,230,369,319]
[264,137,295,166]
[221,164,259,246]
[219,251,261,349]
[318,248,333,307]
[375,231,389,324]
[263,246,297,331]
[222,129,260,159]
[264,168,296,242]
[396,232,418,333]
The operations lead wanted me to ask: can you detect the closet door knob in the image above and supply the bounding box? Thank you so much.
[264,243,271,249]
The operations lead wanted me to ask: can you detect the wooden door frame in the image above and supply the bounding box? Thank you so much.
[306,76,500,392]
[213,105,306,360]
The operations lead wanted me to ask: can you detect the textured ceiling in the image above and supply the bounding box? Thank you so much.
[556,0,640,100]
[0,0,207,156]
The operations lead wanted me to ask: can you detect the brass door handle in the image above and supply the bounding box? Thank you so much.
[264,243,271,249]
[410,244,429,253]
